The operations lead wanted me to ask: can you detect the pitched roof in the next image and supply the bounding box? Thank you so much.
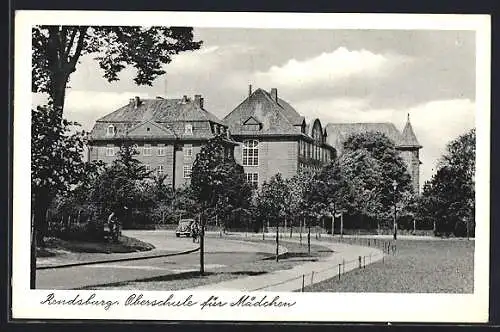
[399,117,422,148]
[223,88,301,136]
[325,123,404,153]
[90,97,226,140]
[96,97,225,125]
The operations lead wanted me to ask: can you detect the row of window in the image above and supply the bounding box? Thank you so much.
[298,140,330,163]
[104,145,193,158]
[141,164,193,179]
[105,122,227,137]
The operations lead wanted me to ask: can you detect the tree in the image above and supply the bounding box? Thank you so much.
[339,149,384,228]
[285,169,316,235]
[416,129,475,237]
[191,135,251,214]
[88,142,152,227]
[256,173,290,228]
[32,104,88,245]
[256,173,290,261]
[190,135,251,273]
[306,161,351,229]
[342,131,413,229]
[32,26,202,115]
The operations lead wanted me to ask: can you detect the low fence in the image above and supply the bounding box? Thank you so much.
[249,236,397,292]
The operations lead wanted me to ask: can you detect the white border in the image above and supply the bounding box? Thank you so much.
[13,11,491,322]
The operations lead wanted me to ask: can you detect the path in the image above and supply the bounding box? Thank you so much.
[188,234,384,292]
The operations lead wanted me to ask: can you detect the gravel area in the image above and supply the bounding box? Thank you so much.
[91,238,332,291]
[302,239,474,293]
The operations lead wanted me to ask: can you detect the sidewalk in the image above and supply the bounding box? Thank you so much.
[188,235,384,292]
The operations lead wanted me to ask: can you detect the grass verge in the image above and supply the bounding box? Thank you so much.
[40,235,155,255]
[302,238,474,293]
[88,239,331,291]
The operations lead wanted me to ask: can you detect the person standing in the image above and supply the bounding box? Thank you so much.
[191,221,199,243]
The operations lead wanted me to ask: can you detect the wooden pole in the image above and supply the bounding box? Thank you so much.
[200,213,205,275]
[331,214,334,237]
[307,219,311,256]
[340,212,344,238]
[276,221,279,262]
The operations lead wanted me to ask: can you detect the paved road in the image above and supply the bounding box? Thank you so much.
[37,231,279,290]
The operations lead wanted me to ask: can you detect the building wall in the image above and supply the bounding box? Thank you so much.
[234,138,298,186]
[398,149,420,194]
[89,142,193,189]
[175,143,203,189]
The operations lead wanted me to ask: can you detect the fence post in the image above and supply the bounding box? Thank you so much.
[358,256,362,268]
[302,274,305,292]
[363,256,365,268]
[342,258,345,274]
[338,264,341,280]
[311,271,315,285]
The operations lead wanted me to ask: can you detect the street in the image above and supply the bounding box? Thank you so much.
[37,230,278,289]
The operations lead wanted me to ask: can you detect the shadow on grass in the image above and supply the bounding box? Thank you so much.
[263,252,321,261]
[78,270,267,290]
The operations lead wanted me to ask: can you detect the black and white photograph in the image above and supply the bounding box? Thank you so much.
[12,11,490,322]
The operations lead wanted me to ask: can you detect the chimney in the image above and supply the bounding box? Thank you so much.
[270,88,278,102]
[134,96,141,108]
[248,84,252,97]
[194,94,204,108]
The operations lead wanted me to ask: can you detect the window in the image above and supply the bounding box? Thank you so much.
[245,172,259,188]
[184,123,193,135]
[105,146,115,157]
[143,144,152,156]
[183,165,192,178]
[157,146,165,156]
[183,144,193,159]
[242,140,259,166]
[157,165,164,176]
[144,164,151,172]
[106,125,115,136]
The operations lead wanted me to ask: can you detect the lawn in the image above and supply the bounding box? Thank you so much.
[303,238,474,293]
[90,239,332,291]
[40,235,155,255]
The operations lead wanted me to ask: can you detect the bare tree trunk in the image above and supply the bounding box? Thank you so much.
[30,213,36,289]
[33,188,51,247]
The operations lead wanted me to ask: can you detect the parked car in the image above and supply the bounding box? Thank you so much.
[176,219,194,237]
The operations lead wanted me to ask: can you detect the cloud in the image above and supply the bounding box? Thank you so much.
[252,47,411,90]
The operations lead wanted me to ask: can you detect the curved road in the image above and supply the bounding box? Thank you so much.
[37,230,278,290]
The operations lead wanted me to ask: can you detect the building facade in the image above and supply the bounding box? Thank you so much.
[324,115,422,193]
[88,95,236,189]
[223,87,337,187]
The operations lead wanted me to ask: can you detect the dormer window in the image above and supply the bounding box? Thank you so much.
[242,117,262,132]
[107,125,116,136]
[184,123,193,135]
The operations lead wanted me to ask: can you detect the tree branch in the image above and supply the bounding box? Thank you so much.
[67,26,88,72]
[63,27,79,61]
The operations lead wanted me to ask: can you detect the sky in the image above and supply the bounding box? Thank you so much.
[33,28,476,187]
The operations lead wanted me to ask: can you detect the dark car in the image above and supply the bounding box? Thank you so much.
[176,219,194,237]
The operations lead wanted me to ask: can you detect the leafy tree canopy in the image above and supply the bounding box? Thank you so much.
[32,25,202,112]
[416,129,475,237]
[191,135,252,222]
[343,131,413,208]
